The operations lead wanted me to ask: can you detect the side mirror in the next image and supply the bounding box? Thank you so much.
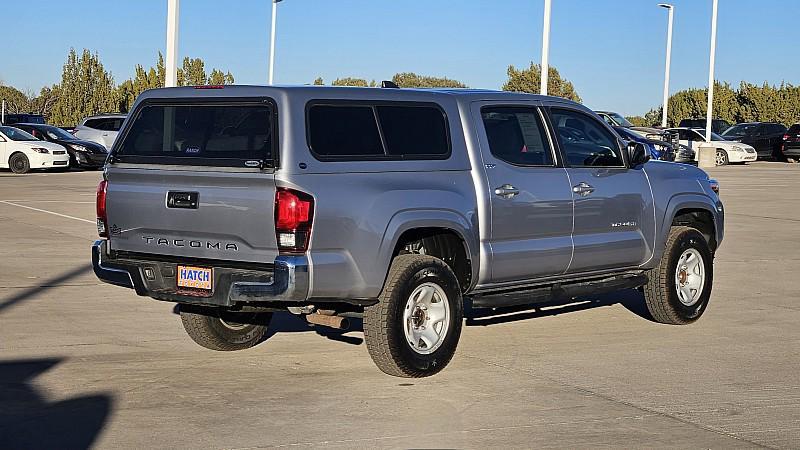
[628,142,650,167]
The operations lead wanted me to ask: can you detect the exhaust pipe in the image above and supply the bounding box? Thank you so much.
[305,312,349,330]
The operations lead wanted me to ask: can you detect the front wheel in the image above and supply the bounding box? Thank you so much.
[364,254,463,377]
[643,226,713,324]
[179,306,272,351]
[9,153,30,174]
[715,149,729,166]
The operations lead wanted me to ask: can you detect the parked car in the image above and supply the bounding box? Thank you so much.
[0,126,70,174]
[93,85,724,377]
[596,110,662,137]
[14,123,108,169]
[781,123,800,161]
[0,113,46,125]
[678,118,731,135]
[720,122,787,160]
[73,114,127,150]
[668,127,756,166]
[614,126,695,164]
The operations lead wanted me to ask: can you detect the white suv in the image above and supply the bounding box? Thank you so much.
[73,114,127,150]
[0,126,70,174]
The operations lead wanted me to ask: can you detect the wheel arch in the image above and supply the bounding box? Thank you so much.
[656,194,722,263]
[379,210,478,293]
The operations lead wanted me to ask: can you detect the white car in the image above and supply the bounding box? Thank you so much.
[73,114,127,150]
[0,126,70,174]
[667,127,757,166]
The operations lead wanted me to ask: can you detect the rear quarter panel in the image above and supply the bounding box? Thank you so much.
[276,91,478,299]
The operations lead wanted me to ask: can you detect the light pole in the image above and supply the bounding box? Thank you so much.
[658,3,674,128]
[165,0,180,87]
[268,0,283,85]
[540,0,552,96]
[705,0,719,141]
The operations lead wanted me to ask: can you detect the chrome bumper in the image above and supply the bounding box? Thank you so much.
[91,240,310,306]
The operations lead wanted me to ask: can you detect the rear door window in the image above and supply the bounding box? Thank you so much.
[307,102,450,160]
[481,106,554,166]
[114,101,275,167]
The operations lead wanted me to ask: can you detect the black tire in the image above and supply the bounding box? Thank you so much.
[643,226,713,325]
[179,306,272,351]
[9,153,30,174]
[714,149,729,166]
[364,254,463,377]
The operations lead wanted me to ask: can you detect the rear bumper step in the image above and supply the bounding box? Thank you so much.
[92,240,309,307]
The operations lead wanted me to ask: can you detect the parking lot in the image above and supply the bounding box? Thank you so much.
[0,162,798,449]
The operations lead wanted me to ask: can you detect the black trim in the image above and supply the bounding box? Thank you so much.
[304,100,452,162]
[110,96,279,169]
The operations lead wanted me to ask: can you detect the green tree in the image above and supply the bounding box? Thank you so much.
[208,69,234,86]
[391,72,466,88]
[332,77,371,87]
[177,57,207,86]
[501,63,581,102]
[625,116,648,127]
[49,48,118,126]
[312,77,324,85]
[0,84,32,115]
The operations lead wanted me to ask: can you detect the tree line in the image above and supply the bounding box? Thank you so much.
[0,48,235,126]
[627,81,800,127]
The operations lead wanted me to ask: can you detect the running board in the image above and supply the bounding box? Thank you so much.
[468,273,648,309]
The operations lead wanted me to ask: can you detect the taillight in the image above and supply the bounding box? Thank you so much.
[275,188,314,253]
[96,180,108,237]
[783,134,790,141]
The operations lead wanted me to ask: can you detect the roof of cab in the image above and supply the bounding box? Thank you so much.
[137,84,578,105]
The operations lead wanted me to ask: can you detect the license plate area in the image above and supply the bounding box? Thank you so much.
[177,265,213,292]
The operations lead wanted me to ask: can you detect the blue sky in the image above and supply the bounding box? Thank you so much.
[1,0,796,116]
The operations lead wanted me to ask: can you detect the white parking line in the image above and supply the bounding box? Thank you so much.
[0,201,95,224]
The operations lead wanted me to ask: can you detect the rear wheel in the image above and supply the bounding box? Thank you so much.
[643,226,713,324]
[364,254,463,377]
[714,149,729,166]
[9,153,30,174]
[179,306,272,351]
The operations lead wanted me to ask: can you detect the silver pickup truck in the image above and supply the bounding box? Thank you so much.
[92,85,723,377]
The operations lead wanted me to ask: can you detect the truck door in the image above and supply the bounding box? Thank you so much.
[474,103,574,283]
[547,107,655,273]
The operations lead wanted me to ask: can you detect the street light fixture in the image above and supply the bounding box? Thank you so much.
[658,3,674,128]
[269,0,284,85]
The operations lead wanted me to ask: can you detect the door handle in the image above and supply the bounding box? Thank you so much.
[494,184,520,198]
[572,182,595,196]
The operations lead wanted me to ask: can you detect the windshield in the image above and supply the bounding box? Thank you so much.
[609,113,633,127]
[709,131,725,141]
[41,125,78,141]
[722,123,757,138]
[0,126,39,141]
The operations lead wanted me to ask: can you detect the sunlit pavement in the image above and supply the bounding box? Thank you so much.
[1,162,798,448]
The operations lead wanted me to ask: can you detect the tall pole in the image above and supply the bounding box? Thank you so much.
[705,0,719,141]
[659,4,674,128]
[540,0,552,96]
[1,100,5,124]
[165,0,180,87]
[268,0,281,85]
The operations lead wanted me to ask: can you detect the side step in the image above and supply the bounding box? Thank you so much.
[468,273,648,309]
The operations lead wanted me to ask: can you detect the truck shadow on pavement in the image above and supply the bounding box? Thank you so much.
[0,358,113,450]
[465,289,653,326]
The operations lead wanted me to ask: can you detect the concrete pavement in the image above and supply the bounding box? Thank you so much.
[0,163,798,449]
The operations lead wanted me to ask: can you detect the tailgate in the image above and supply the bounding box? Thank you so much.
[106,168,279,263]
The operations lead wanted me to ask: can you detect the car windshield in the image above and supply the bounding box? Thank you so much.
[41,125,78,141]
[609,113,633,127]
[722,124,757,138]
[0,126,39,141]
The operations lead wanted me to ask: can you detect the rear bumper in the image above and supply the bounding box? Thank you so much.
[92,240,309,307]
